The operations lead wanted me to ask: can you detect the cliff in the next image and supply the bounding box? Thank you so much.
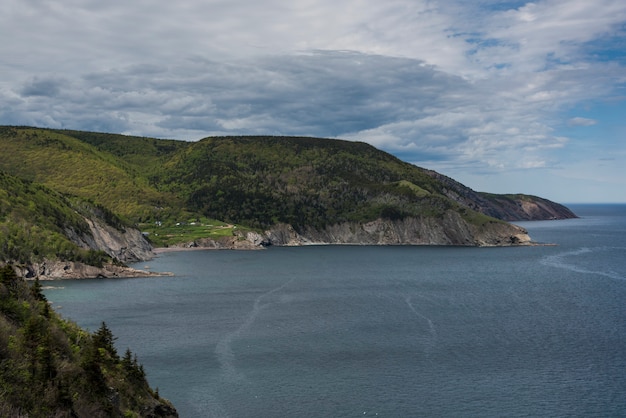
[0,170,156,279]
[70,217,155,263]
[477,194,577,221]
[265,213,530,247]
[16,217,160,280]
[178,212,530,249]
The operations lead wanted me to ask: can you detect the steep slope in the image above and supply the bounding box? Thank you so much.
[478,194,577,221]
[0,171,155,278]
[424,170,577,220]
[0,265,178,417]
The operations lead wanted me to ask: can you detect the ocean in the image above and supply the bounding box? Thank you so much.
[43,204,626,417]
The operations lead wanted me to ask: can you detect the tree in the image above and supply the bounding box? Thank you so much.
[0,264,18,288]
[30,277,47,302]
[92,321,118,360]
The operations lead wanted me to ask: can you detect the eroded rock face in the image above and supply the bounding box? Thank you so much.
[65,217,154,263]
[16,260,168,280]
[264,212,531,247]
[11,211,160,280]
[19,212,532,280]
[161,213,531,250]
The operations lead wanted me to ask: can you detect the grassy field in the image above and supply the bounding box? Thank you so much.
[138,217,239,247]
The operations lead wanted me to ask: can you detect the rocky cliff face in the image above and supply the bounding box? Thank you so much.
[476,194,577,221]
[65,217,155,263]
[15,213,159,280]
[20,213,532,278]
[16,260,168,280]
[264,212,531,247]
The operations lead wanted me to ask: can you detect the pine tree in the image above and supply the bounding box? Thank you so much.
[30,277,47,302]
[93,321,118,360]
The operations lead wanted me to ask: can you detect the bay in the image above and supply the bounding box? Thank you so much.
[44,204,626,417]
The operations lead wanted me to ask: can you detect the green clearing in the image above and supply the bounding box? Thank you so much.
[396,180,431,197]
[139,217,238,247]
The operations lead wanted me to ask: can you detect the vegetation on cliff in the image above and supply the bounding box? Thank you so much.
[0,170,113,266]
[0,265,177,417]
[0,126,575,255]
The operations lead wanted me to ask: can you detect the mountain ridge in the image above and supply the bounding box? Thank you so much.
[0,126,576,272]
[424,169,577,221]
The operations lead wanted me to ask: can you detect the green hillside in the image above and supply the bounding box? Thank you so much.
[0,265,177,417]
[0,126,575,252]
[0,127,181,222]
[0,170,112,266]
[156,135,483,230]
[0,127,492,235]
[50,129,189,178]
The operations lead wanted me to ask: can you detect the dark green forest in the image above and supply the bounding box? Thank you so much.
[156,136,470,230]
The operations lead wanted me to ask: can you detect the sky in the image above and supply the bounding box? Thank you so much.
[2,0,625,203]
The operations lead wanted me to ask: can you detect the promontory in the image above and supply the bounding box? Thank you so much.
[0,126,576,278]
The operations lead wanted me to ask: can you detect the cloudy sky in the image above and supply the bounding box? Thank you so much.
[2,0,625,203]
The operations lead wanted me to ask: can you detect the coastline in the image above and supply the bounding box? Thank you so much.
[15,260,173,281]
[153,246,224,254]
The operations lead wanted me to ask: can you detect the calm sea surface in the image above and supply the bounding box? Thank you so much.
[44,204,626,417]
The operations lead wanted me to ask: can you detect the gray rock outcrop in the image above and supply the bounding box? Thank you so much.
[14,212,158,280]
[16,260,167,280]
[65,217,154,263]
[264,211,531,247]
[178,211,531,250]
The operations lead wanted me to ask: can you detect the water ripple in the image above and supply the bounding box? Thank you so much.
[405,295,437,354]
[541,247,626,281]
[215,278,295,382]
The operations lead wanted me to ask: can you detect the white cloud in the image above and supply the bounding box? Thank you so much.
[1,0,626,201]
[568,117,598,126]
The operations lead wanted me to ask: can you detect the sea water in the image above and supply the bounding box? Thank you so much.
[44,204,626,417]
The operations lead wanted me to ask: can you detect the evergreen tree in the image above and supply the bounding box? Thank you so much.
[0,264,18,295]
[30,277,47,302]
[93,321,118,360]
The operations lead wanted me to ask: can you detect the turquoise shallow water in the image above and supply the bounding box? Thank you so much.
[44,204,626,417]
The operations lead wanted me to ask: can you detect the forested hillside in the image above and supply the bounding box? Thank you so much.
[0,265,177,416]
[0,171,112,266]
[0,127,182,221]
[0,126,576,257]
[155,135,486,230]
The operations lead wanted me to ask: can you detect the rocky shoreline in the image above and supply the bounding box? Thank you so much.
[159,213,534,251]
[14,213,545,280]
[14,260,172,281]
